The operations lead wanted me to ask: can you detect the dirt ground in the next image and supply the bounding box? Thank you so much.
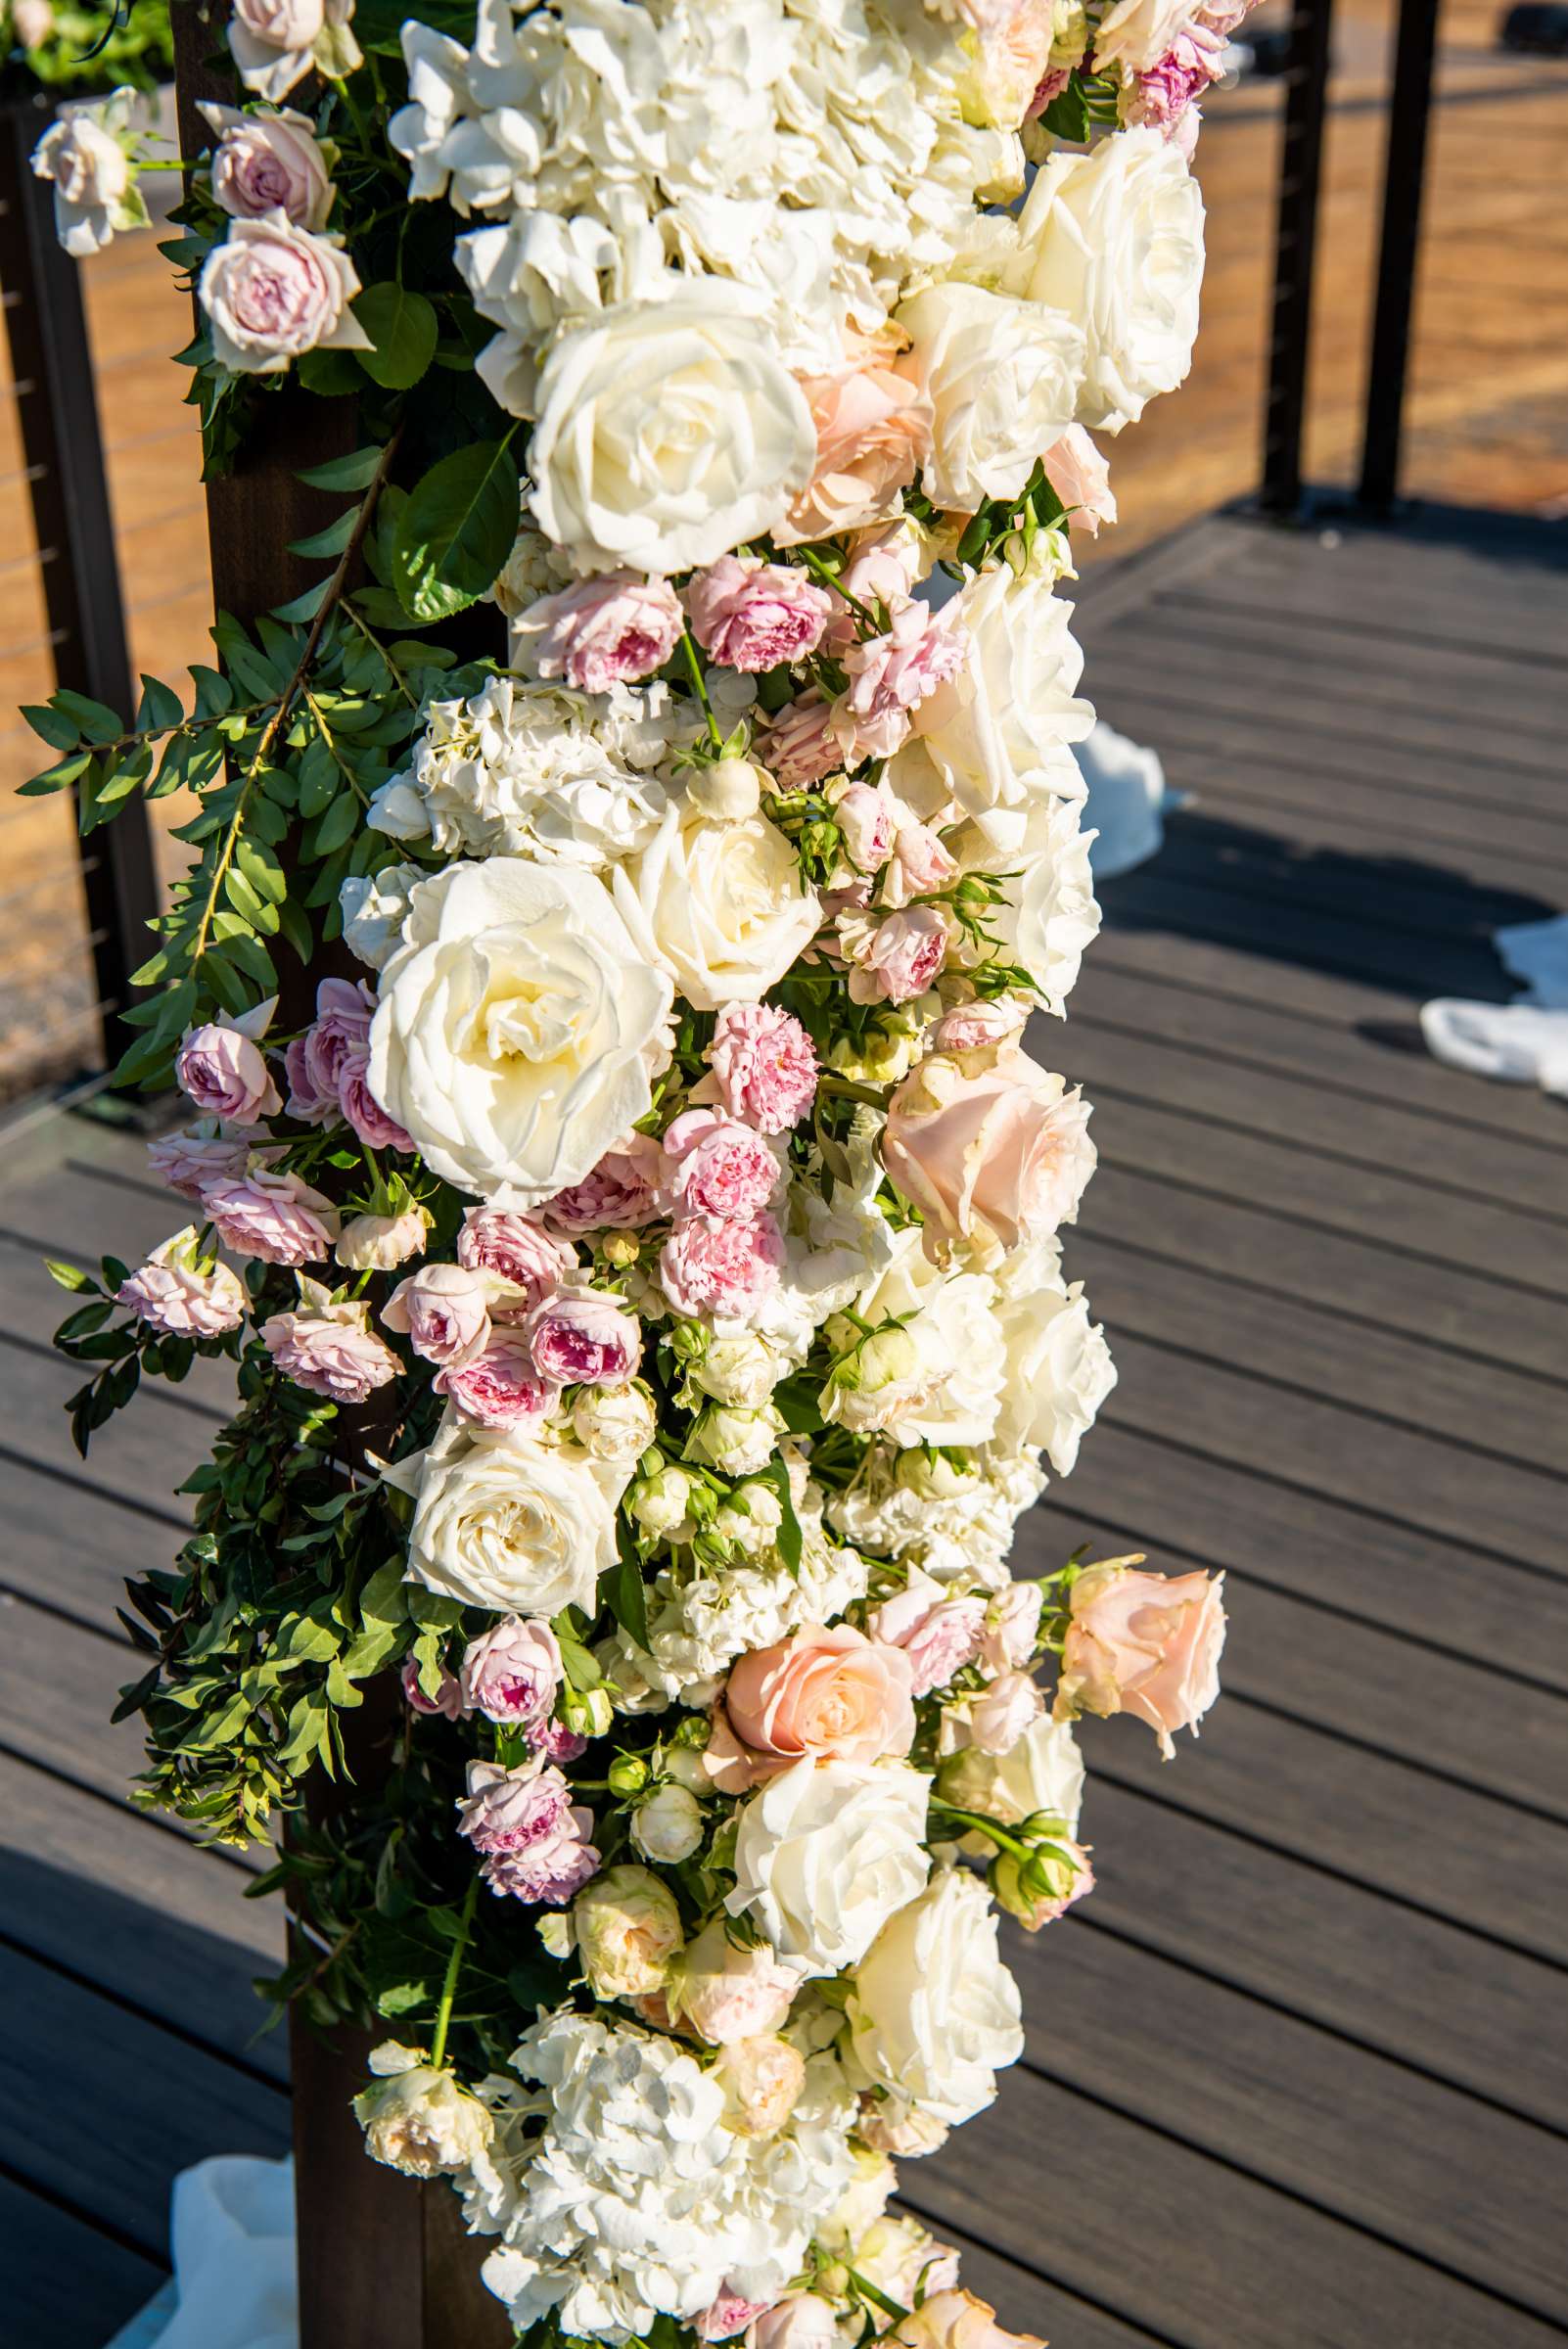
[2,0,1564,1102]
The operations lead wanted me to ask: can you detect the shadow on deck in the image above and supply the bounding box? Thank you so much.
[1,503,1565,2349]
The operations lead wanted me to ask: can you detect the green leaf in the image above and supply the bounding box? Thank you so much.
[191,665,233,717]
[45,1260,95,1293]
[270,577,331,625]
[392,438,519,622]
[297,346,366,397]
[137,675,185,732]
[758,1455,804,1576]
[353,283,438,392]
[22,701,82,752]
[606,1518,650,1648]
[53,688,122,743]
[298,444,387,492]
[1040,76,1090,143]
[288,507,359,562]
[311,793,361,855]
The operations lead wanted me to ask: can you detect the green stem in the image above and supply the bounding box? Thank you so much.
[797,545,880,634]
[679,631,725,754]
[430,1876,480,2070]
[816,1072,890,1112]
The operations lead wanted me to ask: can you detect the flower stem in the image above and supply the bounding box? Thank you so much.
[430,1875,480,2070]
[680,630,725,754]
[815,1073,891,1112]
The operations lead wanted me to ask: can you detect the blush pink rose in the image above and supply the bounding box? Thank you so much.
[885,1035,1096,1260]
[883,813,957,909]
[659,1212,785,1323]
[698,2293,773,2342]
[296,975,373,1102]
[836,521,928,625]
[261,1295,401,1402]
[526,1287,642,1386]
[1055,1563,1227,1757]
[927,999,1028,1057]
[283,1033,333,1124]
[116,1231,247,1340]
[457,1205,578,1303]
[457,1760,600,1905]
[205,101,333,229]
[176,1019,281,1123]
[662,1108,782,1222]
[753,2297,839,2349]
[869,1586,987,1697]
[833,605,967,763]
[1124,33,1222,137]
[459,1616,561,1729]
[983,1581,1043,1673]
[401,1656,465,1719]
[889,2288,1044,2349]
[542,1135,664,1232]
[776,347,933,545]
[513,571,683,692]
[705,1623,917,1792]
[435,1332,554,1430]
[833,780,898,872]
[704,1003,817,1133]
[338,1051,414,1152]
[147,1126,253,1201]
[966,1669,1043,1756]
[671,1920,800,2046]
[1041,425,1117,535]
[759,690,841,791]
[383,1263,491,1365]
[686,555,834,672]
[200,1164,339,1266]
[841,904,949,1007]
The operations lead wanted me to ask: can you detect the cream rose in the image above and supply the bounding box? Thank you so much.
[1012,126,1205,434]
[952,793,1101,1017]
[615,805,822,1012]
[898,282,1084,514]
[573,1865,684,1998]
[1093,0,1209,70]
[895,565,1092,826]
[353,2042,493,2178]
[669,1918,800,2046]
[528,289,816,576]
[30,89,146,258]
[368,858,672,1202]
[938,1712,1085,1831]
[824,1229,1007,1448]
[705,1624,917,1792]
[992,1267,1116,1474]
[890,2290,1044,2349]
[846,1866,1024,2129]
[725,1757,931,1977]
[885,1033,1096,1264]
[393,1419,622,1618]
[1055,1561,1226,1755]
[199,214,370,376]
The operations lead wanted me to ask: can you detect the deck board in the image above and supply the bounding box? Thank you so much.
[3,503,1566,2345]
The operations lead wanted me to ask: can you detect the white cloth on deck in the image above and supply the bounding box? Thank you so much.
[1420,916,1568,1098]
[106,2156,298,2349]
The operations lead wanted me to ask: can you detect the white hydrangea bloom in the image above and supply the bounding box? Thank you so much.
[829,1440,1046,1587]
[606,1528,870,1706]
[824,1225,1008,1449]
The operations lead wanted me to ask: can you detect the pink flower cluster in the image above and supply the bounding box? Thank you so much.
[201,1161,340,1267]
[703,1002,818,1135]
[286,976,412,1152]
[540,1134,664,1232]
[687,556,834,673]
[261,1293,400,1403]
[656,1109,790,1323]
[515,571,684,693]
[402,1616,584,1759]
[456,1758,600,1905]
[833,603,966,763]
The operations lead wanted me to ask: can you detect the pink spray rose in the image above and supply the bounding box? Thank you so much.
[147,1125,253,1202]
[456,1760,600,1905]
[335,1203,431,1271]
[662,1108,782,1222]
[965,1669,1043,1756]
[401,1656,465,1719]
[116,1228,247,1340]
[884,1032,1096,1260]
[659,1212,785,1323]
[1123,31,1223,137]
[200,1164,339,1266]
[869,1585,987,1697]
[1055,1562,1227,1757]
[435,1333,554,1430]
[832,779,899,873]
[670,1920,799,2046]
[704,1002,817,1134]
[705,1624,917,1792]
[833,604,967,763]
[776,344,933,545]
[457,1205,578,1304]
[383,1263,492,1365]
[983,1580,1044,1673]
[513,571,683,692]
[1041,425,1118,535]
[296,976,372,1103]
[203,100,333,229]
[261,1286,401,1403]
[459,1617,562,1730]
[927,999,1027,1057]
[526,1286,642,1386]
[686,555,834,673]
[835,519,928,623]
[758,690,841,791]
[698,2293,773,2343]
[841,904,950,1007]
[882,812,957,909]
[337,1053,414,1152]
[283,1033,334,1123]
[542,1135,664,1232]
[176,1016,280,1123]
[999,1838,1095,1930]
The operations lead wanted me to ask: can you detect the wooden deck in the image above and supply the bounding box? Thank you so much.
[3,503,1566,2347]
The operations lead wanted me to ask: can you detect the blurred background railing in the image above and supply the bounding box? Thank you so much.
[0,0,1564,1114]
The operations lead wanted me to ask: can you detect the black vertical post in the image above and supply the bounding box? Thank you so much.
[1259,0,1335,516]
[1358,0,1440,511]
[0,87,160,1070]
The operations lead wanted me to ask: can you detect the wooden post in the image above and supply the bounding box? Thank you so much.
[168,11,509,2340]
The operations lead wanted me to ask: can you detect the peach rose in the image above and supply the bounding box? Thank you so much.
[885,1031,1096,1263]
[777,345,933,546]
[890,2289,1044,2349]
[669,1917,799,2045]
[1042,424,1118,535]
[705,1625,916,1793]
[1055,1561,1226,1757]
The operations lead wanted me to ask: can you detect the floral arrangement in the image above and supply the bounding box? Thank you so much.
[24,0,1241,2340]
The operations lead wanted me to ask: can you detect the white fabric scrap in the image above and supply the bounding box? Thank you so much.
[105,2157,298,2349]
[1421,916,1568,1099]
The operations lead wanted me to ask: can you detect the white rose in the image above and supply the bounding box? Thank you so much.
[825,1230,1006,1449]
[687,1330,787,1409]
[846,1867,1023,2129]
[1012,126,1205,434]
[199,215,371,376]
[368,858,672,1203]
[1093,0,1208,71]
[898,282,1084,514]
[631,1783,705,1865]
[353,2042,493,2178]
[896,564,1092,826]
[616,806,821,1012]
[394,1419,621,1617]
[952,793,1101,1015]
[684,1402,786,1474]
[31,91,146,258]
[939,1712,1084,1831]
[992,1270,1116,1473]
[229,0,359,101]
[527,288,816,576]
[726,1757,932,1977]
[339,862,422,971]
[571,1381,658,1465]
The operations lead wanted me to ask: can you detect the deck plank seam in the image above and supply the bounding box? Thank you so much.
[0,1922,288,2097]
